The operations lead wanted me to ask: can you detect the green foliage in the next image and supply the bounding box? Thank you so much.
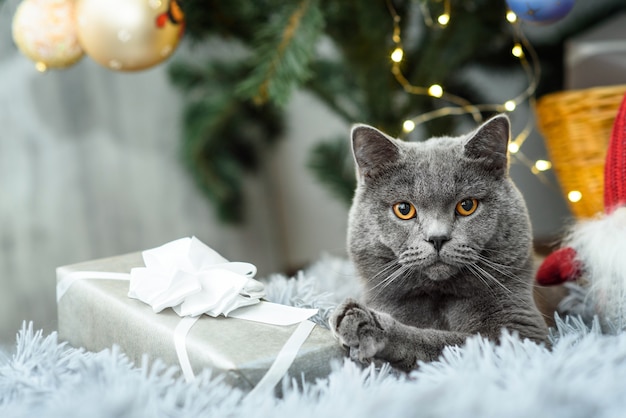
[236,0,325,106]
[307,136,357,206]
[169,61,282,222]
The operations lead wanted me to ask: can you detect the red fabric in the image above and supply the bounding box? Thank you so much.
[536,247,582,286]
[605,93,626,213]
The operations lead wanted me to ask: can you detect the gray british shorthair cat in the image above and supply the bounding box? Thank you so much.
[331,114,549,371]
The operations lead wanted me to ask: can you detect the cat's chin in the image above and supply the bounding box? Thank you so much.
[423,262,458,281]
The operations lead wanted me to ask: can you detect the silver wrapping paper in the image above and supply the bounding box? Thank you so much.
[56,252,343,391]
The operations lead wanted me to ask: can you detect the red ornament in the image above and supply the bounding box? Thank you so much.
[536,247,582,286]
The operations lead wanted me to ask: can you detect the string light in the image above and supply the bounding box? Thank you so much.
[384,0,553,181]
[428,84,443,98]
[534,160,552,171]
[503,100,517,111]
[506,11,518,23]
[391,47,404,63]
[403,120,416,132]
[437,13,450,26]
[438,0,451,27]
[568,191,583,202]
[532,159,553,175]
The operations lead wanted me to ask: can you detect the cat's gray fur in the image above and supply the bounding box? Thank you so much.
[331,115,549,371]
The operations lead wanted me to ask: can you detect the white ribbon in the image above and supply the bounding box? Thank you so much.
[56,271,131,302]
[173,316,201,383]
[244,319,316,400]
[128,237,265,317]
[57,236,319,390]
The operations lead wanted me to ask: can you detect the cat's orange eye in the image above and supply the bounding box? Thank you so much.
[392,202,416,220]
[455,198,478,216]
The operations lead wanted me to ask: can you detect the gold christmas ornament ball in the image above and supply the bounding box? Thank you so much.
[75,0,185,72]
[11,0,84,71]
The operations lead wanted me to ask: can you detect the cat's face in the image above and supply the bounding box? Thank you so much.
[348,115,531,296]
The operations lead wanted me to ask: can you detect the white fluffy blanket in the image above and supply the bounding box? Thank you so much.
[1,256,625,417]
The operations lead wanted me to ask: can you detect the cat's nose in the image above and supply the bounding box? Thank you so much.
[427,235,450,253]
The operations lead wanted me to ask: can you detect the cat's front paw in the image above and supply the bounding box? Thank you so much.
[330,298,388,364]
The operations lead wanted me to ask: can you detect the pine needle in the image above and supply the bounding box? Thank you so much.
[237,0,324,106]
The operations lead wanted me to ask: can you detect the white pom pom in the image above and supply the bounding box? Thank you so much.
[566,207,626,328]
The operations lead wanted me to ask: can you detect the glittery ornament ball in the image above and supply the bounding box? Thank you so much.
[12,0,84,71]
[506,0,575,24]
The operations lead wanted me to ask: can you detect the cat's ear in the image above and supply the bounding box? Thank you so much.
[351,124,400,180]
[464,114,510,176]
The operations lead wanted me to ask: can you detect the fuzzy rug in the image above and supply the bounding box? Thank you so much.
[2,256,626,417]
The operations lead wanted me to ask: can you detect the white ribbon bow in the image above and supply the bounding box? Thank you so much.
[128,236,264,317]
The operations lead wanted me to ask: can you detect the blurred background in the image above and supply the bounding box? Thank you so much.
[1,0,625,346]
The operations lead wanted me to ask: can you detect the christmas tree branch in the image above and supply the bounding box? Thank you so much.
[237,0,324,106]
[170,61,283,222]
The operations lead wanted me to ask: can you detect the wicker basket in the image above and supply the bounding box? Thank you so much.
[535,84,626,219]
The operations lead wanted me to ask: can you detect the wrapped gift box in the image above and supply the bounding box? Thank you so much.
[56,251,343,392]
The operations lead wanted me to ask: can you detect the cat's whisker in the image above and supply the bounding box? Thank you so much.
[474,252,524,270]
[369,264,413,299]
[463,265,498,298]
[475,257,520,276]
[474,255,531,285]
[368,264,405,293]
[479,249,535,272]
[466,264,499,293]
[470,262,540,310]
[371,259,402,281]
[480,247,517,256]
[481,246,526,254]
[379,265,410,291]
[368,260,403,290]
[468,262,513,295]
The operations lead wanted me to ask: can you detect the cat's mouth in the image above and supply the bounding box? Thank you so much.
[400,254,459,281]
[423,259,459,281]
[398,248,465,281]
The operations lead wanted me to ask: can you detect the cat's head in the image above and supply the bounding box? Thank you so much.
[347,115,532,297]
